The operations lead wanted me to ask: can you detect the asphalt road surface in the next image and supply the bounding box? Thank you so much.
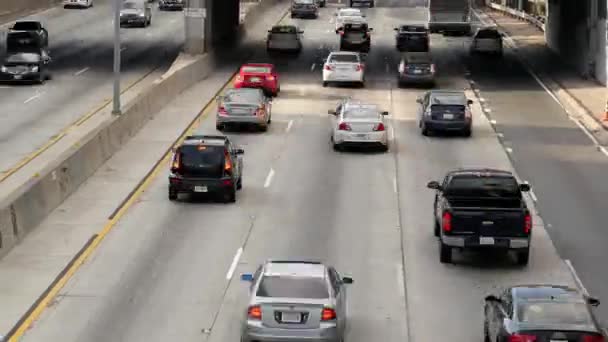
[17,0,580,341]
[0,0,183,174]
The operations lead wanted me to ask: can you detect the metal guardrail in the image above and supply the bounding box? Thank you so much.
[487,2,545,32]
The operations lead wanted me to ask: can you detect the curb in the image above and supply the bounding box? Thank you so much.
[486,2,545,32]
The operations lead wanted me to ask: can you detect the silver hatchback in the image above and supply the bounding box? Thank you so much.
[240,260,354,342]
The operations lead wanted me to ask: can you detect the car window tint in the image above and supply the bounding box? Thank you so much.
[430,104,465,113]
[476,29,501,39]
[13,22,40,30]
[256,276,329,299]
[329,54,359,63]
[517,301,592,325]
[6,53,40,63]
[446,176,521,197]
[241,66,271,74]
[179,145,224,168]
[431,94,466,105]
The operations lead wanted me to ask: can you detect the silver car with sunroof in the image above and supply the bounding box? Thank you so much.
[240,260,354,342]
[216,88,272,132]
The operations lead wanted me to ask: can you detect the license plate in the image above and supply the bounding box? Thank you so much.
[443,113,454,120]
[249,77,261,82]
[13,75,22,80]
[281,312,301,323]
[413,69,422,74]
[355,133,368,139]
[479,237,495,245]
[194,186,208,193]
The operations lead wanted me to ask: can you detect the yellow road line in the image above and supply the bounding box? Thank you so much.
[0,66,160,184]
[8,72,237,341]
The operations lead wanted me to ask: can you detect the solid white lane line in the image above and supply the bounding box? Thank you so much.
[505,147,513,153]
[490,119,497,124]
[571,118,598,142]
[74,67,89,76]
[479,97,486,102]
[393,177,398,193]
[389,126,395,141]
[396,264,405,299]
[226,247,243,280]
[286,119,294,133]
[564,259,589,295]
[311,63,316,71]
[529,189,538,202]
[24,92,43,104]
[600,146,608,158]
[264,168,275,188]
[497,132,504,138]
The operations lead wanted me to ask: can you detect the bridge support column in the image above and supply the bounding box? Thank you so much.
[184,0,207,54]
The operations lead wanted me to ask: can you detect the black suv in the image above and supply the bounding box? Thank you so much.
[168,135,244,203]
[339,22,372,52]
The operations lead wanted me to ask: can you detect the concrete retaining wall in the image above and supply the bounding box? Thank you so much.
[0,0,61,23]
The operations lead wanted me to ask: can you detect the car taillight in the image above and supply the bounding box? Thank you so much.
[170,152,181,173]
[324,64,333,71]
[373,123,385,131]
[339,31,345,35]
[255,105,265,116]
[465,109,472,119]
[235,75,243,82]
[583,334,605,342]
[355,64,363,71]
[430,64,436,73]
[224,151,233,174]
[338,122,351,131]
[218,105,228,116]
[442,212,452,232]
[366,31,371,37]
[508,334,537,342]
[266,75,275,81]
[321,307,336,321]
[524,213,532,234]
[248,305,262,320]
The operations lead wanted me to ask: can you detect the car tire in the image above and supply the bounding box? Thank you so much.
[483,317,491,342]
[421,123,431,136]
[434,219,440,237]
[237,177,243,190]
[380,144,388,152]
[323,81,328,87]
[332,142,342,151]
[439,242,452,263]
[224,187,237,203]
[516,248,530,266]
[168,188,178,201]
[216,124,224,131]
[259,124,268,132]
[462,127,472,137]
[291,13,295,18]
[369,1,374,7]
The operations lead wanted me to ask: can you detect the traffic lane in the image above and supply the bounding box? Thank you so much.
[394,35,576,341]
[468,44,608,320]
[0,7,183,172]
[201,87,406,342]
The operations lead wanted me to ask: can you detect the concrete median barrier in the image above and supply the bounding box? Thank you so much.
[0,0,61,24]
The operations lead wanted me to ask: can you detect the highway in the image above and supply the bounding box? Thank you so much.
[0,0,183,174]
[13,0,580,341]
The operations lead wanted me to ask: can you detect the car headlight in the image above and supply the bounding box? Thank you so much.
[31,66,39,72]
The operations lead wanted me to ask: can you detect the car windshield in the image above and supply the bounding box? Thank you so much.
[329,54,358,63]
[476,29,501,39]
[241,66,271,74]
[256,276,329,299]
[5,53,40,63]
[446,176,521,197]
[517,301,593,325]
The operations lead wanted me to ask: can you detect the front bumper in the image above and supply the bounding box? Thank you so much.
[442,235,530,250]
[217,114,267,126]
[0,72,42,82]
[422,118,471,131]
[323,70,364,83]
[242,320,340,342]
[334,130,387,146]
[168,176,234,194]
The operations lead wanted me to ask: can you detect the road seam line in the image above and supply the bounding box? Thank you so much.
[74,67,89,76]
[263,168,275,188]
[285,119,294,133]
[24,92,43,104]
[226,247,243,280]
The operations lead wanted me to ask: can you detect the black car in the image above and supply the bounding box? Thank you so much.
[394,24,429,52]
[0,51,51,84]
[427,169,532,264]
[168,135,244,203]
[158,0,184,10]
[397,52,435,87]
[484,285,605,342]
[315,0,326,7]
[416,90,473,136]
[349,0,374,7]
[338,22,372,52]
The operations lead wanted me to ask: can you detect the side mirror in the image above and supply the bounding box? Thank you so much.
[381,111,389,116]
[416,98,423,104]
[427,181,441,190]
[234,148,245,155]
[586,296,600,307]
[299,30,304,34]
[394,27,399,31]
[484,295,501,302]
[342,276,354,284]
[328,109,336,115]
[241,273,254,282]
[368,28,374,31]
[467,99,474,105]
[519,183,530,192]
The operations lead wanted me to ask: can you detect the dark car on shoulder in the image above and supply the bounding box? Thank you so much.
[0,51,51,84]
[427,168,532,265]
[394,24,429,52]
[484,285,606,342]
[397,52,435,87]
[416,90,473,137]
[168,135,244,203]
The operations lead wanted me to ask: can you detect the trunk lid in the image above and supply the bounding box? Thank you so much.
[224,103,259,116]
[431,104,465,120]
[447,197,526,237]
[256,297,329,329]
[346,118,380,132]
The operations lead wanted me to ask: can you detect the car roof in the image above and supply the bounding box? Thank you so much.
[182,135,228,146]
[447,168,514,178]
[402,52,431,62]
[512,285,584,302]
[263,260,326,278]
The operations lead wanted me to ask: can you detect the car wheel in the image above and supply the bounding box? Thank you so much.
[483,317,490,342]
[291,13,295,18]
[216,124,224,131]
[462,127,472,137]
[237,177,242,190]
[421,123,431,136]
[370,1,374,7]
[439,242,452,263]
[322,81,328,87]
[434,219,440,237]
[168,188,178,201]
[380,144,388,152]
[516,248,530,266]
[224,187,237,203]
[358,81,365,88]
[259,124,268,132]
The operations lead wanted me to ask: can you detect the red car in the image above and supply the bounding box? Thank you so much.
[234,63,280,96]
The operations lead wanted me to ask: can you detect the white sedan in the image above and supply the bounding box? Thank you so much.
[334,8,364,30]
[322,51,365,87]
[63,0,93,8]
[328,100,389,151]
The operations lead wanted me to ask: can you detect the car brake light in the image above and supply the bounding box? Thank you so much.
[324,64,333,71]
[339,30,345,35]
[373,123,385,131]
[255,105,265,116]
[236,75,243,82]
[248,305,262,320]
[465,109,472,119]
[266,75,275,81]
[321,307,336,321]
[218,105,228,116]
[430,64,436,73]
[224,151,233,174]
[338,122,351,131]
[524,213,532,234]
[508,334,537,342]
[583,334,605,342]
[171,151,181,173]
[442,212,452,232]
[355,64,363,71]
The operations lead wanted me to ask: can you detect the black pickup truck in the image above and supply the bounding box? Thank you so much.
[427,168,532,265]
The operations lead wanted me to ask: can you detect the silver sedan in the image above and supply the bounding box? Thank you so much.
[329,100,389,151]
[240,260,353,342]
[216,88,272,132]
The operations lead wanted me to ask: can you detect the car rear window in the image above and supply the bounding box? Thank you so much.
[179,145,224,169]
[476,29,501,39]
[329,54,359,63]
[339,9,360,16]
[6,53,40,63]
[430,104,465,113]
[400,25,427,32]
[241,66,271,74]
[446,176,521,197]
[12,22,40,30]
[344,23,367,31]
[270,26,297,34]
[257,276,329,299]
[224,89,261,103]
[517,301,592,325]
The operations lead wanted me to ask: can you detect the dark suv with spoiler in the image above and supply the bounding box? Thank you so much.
[168,135,244,203]
[427,169,532,265]
[338,22,372,52]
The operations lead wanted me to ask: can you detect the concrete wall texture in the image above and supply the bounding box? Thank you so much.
[0,0,60,23]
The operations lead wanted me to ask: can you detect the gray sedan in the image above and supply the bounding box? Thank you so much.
[240,260,353,342]
[216,88,272,132]
[417,90,473,137]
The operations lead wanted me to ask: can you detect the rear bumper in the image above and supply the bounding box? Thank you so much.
[120,17,146,25]
[398,73,434,84]
[323,70,364,83]
[168,176,234,194]
[217,114,267,126]
[422,118,471,131]
[0,72,42,82]
[441,235,530,249]
[242,320,340,342]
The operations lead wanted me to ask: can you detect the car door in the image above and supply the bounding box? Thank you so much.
[328,267,346,333]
